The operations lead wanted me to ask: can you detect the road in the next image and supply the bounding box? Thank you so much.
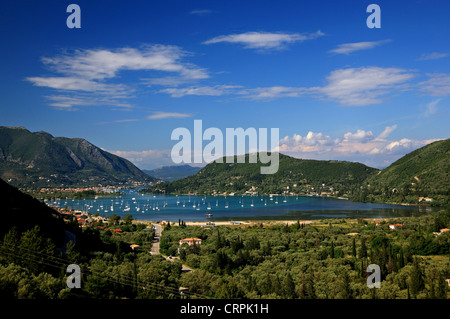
[150,223,193,272]
[150,223,162,255]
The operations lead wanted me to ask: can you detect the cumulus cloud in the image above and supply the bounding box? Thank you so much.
[279,125,436,168]
[329,39,391,55]
[343,129,374,142]
[203,31,324,51]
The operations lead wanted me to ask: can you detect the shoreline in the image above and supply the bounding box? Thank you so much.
[134,217,393,227]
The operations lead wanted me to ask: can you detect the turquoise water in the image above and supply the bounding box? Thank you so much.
[46,189,433,222]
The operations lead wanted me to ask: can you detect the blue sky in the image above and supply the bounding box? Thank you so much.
[1,0,449,169]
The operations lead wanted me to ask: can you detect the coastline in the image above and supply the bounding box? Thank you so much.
[134,217,395,228]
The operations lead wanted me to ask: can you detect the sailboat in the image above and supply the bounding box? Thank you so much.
[207,203,211,210]
[225,202,229,209]
[250,199,254,207]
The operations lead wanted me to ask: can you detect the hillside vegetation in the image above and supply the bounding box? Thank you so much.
[142,153,378,196]
[352,139,450,205]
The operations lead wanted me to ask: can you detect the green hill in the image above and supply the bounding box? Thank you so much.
[354,139,450,205]
[141,153,378,196]
[0,126,156,188]
[0,177,66,245]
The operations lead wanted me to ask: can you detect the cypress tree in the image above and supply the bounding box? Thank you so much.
[352,237,357,258]
[409,258,424,298]
[359,237,367,259]
[399,249,405,269]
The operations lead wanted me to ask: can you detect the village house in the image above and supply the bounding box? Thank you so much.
[179,238,202,246]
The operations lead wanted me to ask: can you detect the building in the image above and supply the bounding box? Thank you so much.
[179,238,202,246]
[389,223,403,230]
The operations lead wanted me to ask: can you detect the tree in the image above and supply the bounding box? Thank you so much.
[299,273,316,299]
[409,258,424,298]
[359,237,368,259]
[352,237,357,258]
[330,241,335,258]
[282,273,296,299]
[340,270,352,299]
[123,214,133,225]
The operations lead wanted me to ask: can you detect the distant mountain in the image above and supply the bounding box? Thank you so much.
[0,126,156,187]
[354,138,450,205]
[141,153,378,195]
[143,165,202,182]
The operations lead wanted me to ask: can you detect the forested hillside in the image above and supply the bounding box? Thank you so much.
[142,153,378,196]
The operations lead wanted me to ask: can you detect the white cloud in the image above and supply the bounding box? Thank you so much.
[160,85,242,97]
[423,99,441,117]
[279,126,436,168]
[316,66,415,106]
[329,40,391,55]
[239,86,309,100]
[189,9,213,16]
[26,45,209,109]
[419,73,450,96]
[203,31,324,51]
[416,52,448,61]
[147,112,192,120]
[98,111,193,124]
[377,125,397,139]
[155,65,417,107]
[157,66,416,106]
[44,94,134,110]
[39,45,208,81]
[343,129,374,142]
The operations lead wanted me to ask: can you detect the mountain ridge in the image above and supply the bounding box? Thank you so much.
[0,126,156,187]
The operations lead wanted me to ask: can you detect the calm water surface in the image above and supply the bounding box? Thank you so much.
[46,189,433,222]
